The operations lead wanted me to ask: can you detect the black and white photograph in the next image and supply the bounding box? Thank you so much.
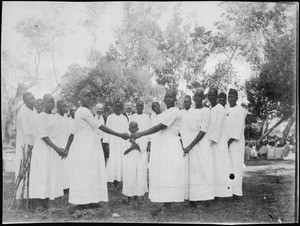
[2,1,298,224]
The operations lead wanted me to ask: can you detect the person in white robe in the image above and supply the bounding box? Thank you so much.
[64,89,130,211]
[102,101,129,188]
[55,100,73,192]
[226,89,246,197]
[130,100,151,189]
[122,121,148,206]
[29,94,67,209]
[207,88,232,199]
[34,98,44,114]
[183,89,214,207]
[179,95,192,201]
[15,92,37,204]
[132,89,183,215]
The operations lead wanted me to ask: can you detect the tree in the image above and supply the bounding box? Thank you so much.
[245,30,296,143]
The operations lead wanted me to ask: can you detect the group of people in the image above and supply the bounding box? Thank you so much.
[15,87,246,215]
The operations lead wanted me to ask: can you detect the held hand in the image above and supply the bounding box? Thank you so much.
[61,148,69,159]
[120,133,130,140]
[183,146,192,157]
[56,148,67,158]
[132,143,141,152]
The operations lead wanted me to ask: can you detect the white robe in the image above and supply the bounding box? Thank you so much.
[180,108,192,200]
[95,114,105,140]
[103,113,128,182]
[130,113,151,184]
[55,114,73,190]
[29,112,64,200]
[68,107,108,204]
[15,106,37,199]
[225,105,246,196]
[148,107,184,202]
[122,139,148,197]
[207,104,232,198]
[185,107,214,201]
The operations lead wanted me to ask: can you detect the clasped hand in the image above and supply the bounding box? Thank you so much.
[183,146,192,157]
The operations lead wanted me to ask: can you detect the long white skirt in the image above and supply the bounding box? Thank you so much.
[211,138,233,198]
[188,136,215,201]
[122,150,148,197]
[29,139,64,200]
[149,131,184,202]
[69,130,108,204]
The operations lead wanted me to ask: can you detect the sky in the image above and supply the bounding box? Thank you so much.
[1,1,252,98]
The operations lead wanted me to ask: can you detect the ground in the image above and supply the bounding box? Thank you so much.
[2,150,297,223]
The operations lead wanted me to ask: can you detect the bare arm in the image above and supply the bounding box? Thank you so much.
[132,124,167,140]
[42,136,66,158]
[99,125,130,140]
[184,131,206,155]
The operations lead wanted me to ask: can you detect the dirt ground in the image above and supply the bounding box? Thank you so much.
[2,157,297,224]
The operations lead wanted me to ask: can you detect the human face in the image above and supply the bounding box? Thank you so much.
[193,93,204,106]
[152,102,160,114]
[183,97,191,110]
[136,102,144,114]
[80,92,91,108]
[114,103,123,115]
[218,97,227,107]
[164,92,176,109]
[129,125,139,134]
[96,106,104,115]
[70,107,76,118]
[124,102,133,113]
[228,94,237,107]
[36,100,44,113]
[25,94,36,110]
[44,97,55,113]
[208,89,217,106]
[58,102,67,115]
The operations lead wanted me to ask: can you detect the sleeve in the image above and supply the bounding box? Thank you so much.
[158,109,178,127]
[81,108,103,130]
[226,107,246,141]
[200,108,211,133]
[102,115,111,143]
[207,106,226,143]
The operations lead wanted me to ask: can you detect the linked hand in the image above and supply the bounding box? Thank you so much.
[56,148,67,158]
[61,148,69,159]
[120,133,130,140]
[183,146,191,157]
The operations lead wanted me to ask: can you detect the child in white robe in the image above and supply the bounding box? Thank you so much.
[122,121,148,206]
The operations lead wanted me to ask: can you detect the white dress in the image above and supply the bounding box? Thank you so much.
[15,106,37,199]
[103,113,128,182]
[207,104,232,198]
[68,107,108,204]
[186,107,214,201]
[180,108,192,200]
[148,107,184,202]
[122,139,148,197]
[130,113,151,184]
[55,114,73,190]
[29,112,64,200]
[225,105,246,196]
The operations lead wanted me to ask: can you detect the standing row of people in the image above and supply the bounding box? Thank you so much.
[15,87,246,215]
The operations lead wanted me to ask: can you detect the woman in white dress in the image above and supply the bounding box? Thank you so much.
[132,89,184,215]
[64,89,130,211]
[183,89,213,207]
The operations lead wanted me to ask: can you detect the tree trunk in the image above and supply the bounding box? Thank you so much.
[282,111,296,140]
[257,117,286,144]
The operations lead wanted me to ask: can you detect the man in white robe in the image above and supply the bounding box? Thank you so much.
[103,101,129,188]
[29,94,67,209]
[15,92,37,205]
[183,90,213,207]
[94,103,108,164]
[226,89,246,198]
[55,100,73,192]
[207,88,232,199]
[179,95,192,201]
[130,100,151,191]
